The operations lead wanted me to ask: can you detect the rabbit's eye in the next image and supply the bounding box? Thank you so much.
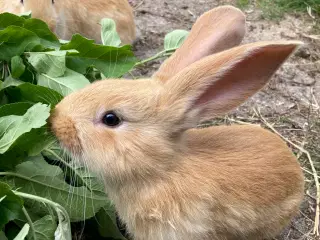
[20,0,23,3]
[102,112,121,127]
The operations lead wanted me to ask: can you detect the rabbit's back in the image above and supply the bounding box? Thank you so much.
[185,125,303,210]
[113,125,304,240]
[0,0,136,44]
[55,0,135,44]
[185,125,303,238]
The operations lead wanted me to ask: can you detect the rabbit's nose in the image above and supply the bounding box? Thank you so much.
[49,108,82,153]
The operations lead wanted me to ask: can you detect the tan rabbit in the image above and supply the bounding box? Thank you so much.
[0,0,136,44]
[50,6,304,240]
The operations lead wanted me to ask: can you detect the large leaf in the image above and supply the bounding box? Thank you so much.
[6,83,63,107]
[61,34,137,78]
[0,13,24,30]
[29,215,57,240]
[0,13,59,49]
[41,153,126,239]
[0,103,46,170]
[6,157,108,221]
[61,163,126,239]
[0,128,53,170]
[27,51,66,77]
[0,103,53,166]
[0,26,40,61]
[100,18,121,47]
[0,182,24,229]
[23,18,60,48]
[38,68,90,96]
[0,103,33,117]
[0,103,50,154]
[164,30,189,51]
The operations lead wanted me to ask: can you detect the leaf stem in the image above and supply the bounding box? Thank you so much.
[22,207,36,240]
[14,191,72,240]
[134,50,173,68]
[1,62,5,80]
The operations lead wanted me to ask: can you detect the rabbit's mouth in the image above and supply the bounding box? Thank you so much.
[49,109,83,155]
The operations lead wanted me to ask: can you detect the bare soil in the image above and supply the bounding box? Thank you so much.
[130,0,320,239]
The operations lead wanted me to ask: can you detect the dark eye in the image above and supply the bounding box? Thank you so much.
[102,112,121,127]
[20,0,23,3]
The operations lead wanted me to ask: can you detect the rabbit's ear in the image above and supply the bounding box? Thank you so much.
[162,41,301,127]
[153,6,246,83]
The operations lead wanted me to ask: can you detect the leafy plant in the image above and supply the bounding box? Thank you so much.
[0,12,188,240]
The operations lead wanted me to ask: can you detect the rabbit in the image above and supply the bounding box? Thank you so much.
[50,5,305,240]
[0,0,136,44]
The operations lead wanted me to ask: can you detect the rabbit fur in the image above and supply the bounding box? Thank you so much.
[0,0,136,44]
[50,5,305,240]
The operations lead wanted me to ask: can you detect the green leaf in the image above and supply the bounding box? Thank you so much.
[0,26,40,61]
[100,18,121,47]
[0,231,8,240]
[27,51,66,77]
[66,163,107,198]
[0,103,50,154]
[96,206,127,240]
[6,83,63,107]
[0,103,33,118]
[0,128,52,170]
[13,223,29,240]
[38,68,90,96]
[61,34,137,78]
[0,103,46,170]
[23,18,60,48]
[11,56,26,79]
[49,161,126,239]
[164,30,189,51]
[0,13,24,30]
[29,215,57,240]
[0,14,60,61]
[0,182,24,229]
[6,157,108,221]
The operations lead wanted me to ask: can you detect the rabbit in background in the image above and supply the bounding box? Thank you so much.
[50,5,304,240]
[0,0,136,44]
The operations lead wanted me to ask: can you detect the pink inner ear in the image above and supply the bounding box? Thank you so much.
[154,6,246,83]
[174,28,243,75]
[195,44,296,117]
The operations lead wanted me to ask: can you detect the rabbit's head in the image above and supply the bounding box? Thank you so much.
[0,0,58,32]
[50,6,301,186]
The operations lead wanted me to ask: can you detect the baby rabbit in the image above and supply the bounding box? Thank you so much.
[50,6,304,240]
[0,0,136,44]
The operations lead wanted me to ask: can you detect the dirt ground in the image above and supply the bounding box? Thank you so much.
[130,0,320,239]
